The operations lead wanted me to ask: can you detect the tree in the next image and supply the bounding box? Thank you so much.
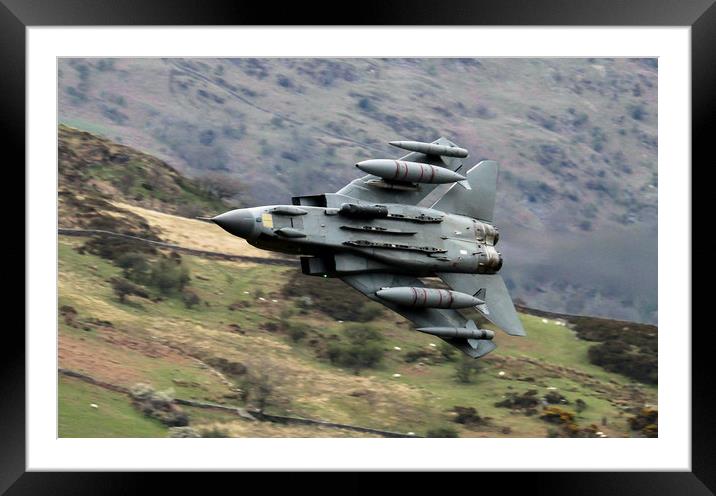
[242,362,288,413]
[196,172,247,202]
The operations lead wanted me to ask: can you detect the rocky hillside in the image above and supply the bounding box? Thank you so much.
[58,58,658,323]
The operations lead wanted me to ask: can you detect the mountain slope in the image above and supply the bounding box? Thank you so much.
[58,58,657,232]
[59,124,234,229]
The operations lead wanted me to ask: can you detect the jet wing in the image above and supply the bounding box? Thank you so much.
[336,137,466,206]
[339,272,496,358]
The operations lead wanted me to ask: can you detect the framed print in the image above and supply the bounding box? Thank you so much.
[7,0,711,491]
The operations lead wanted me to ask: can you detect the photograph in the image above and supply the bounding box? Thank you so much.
[56,57,658,440]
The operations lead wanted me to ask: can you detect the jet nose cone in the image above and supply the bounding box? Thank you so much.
[212,209,257,239]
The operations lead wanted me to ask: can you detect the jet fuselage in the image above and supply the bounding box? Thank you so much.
[213,203,502,277]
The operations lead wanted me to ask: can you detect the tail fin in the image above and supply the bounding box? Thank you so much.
[437,272,526,337]
[431,160,498,222]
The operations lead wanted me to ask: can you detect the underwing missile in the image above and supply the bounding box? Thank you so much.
[417,325,495,340]
[389,140,469,158]
[356,159,466,184]
[376,286,483,309]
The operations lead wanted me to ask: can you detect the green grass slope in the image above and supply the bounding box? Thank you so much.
[59,376,168,437]
[58,232,656,438]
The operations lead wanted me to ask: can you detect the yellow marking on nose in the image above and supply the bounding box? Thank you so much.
[261,212,274,228]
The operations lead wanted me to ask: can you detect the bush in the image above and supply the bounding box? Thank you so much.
[149,257,190,295]
[588,341,656,385]
[452,406,486,426]
[454,356,481,384]
[566,315,657,385]
[327,323,384,373]
[182,289,201,309]
[438,342,458,362]
[130,383,188,427]
[540,406,575,425]
[199,426,231,438]
[628,408,658,437]
[495,390,540,415]
[206,357,247,378]
[426,426,459,438]
[628,104,648,121]
[168,426,201,438]
[83,234,155,262]
[544,391,569,405]
[286,322,309,342]
[116,252,150,283]
[111,277,148,303]
[282,272,383,322]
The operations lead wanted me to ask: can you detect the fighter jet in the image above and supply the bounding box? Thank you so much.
[211,138,525,358]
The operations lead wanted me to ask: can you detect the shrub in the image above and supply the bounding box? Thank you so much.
[182,289,201,309]
[588,341,656,384]
[199,426,231,438]
[544,391,569,405]
[628,104,647,121]
[116,252,150,283]
[452,406,486,426]
[454,356,481,384]
[129,383,188,427]
[426,426,459,438]
[60,305,78,326]
[540,406,575,425]
[111,277,148,303]
[286,322,309,342]
[149,257,190,295]
[567,315,657,385]
[168,426,201,438]
[438,342,458,362]
[206,357,247,378]
[628,408,658,438]
[495,390,540,415]
[282,272,383,322]
[327,323,384,373]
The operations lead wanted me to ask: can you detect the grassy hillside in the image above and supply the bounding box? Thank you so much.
[59,124,234,231]
[58,225,657,438]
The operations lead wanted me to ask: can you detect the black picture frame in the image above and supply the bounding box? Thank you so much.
[6,0,709,492]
